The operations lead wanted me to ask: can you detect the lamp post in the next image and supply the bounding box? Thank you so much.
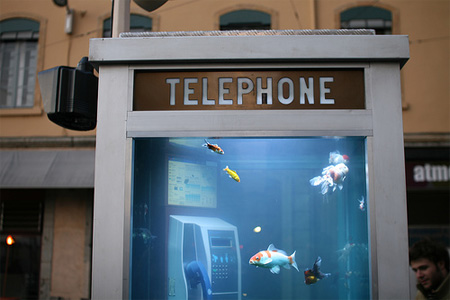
[2,235,15,298]
[112,0,168,37]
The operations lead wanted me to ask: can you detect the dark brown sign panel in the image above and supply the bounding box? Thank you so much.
[133,69,365,111]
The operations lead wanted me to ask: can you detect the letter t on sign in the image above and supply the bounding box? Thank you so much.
[166,78,180,105]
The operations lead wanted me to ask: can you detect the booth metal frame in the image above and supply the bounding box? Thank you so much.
[89,31,409,299]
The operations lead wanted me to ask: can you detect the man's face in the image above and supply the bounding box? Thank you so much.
[411,258,446,291]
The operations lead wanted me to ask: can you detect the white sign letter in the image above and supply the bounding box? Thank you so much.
[202,78,215,105]
[237,78,254,105]
[320,77,335,104]
[257,77,272,105]
[166,78,180,106]
[278,77,294,105]
[413,165,425,182]
[184,78,198,105]
[219,78,233,105]
[299,77,314,104]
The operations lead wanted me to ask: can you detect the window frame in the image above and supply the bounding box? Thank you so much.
[102,14,153,38]
[337,5,396,35]
[219,9,272,31]
[0,15,46,116]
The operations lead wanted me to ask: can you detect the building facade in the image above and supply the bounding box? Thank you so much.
[0,0,448,299]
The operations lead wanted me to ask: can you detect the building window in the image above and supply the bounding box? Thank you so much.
[220,9,271,31]
[103,14,153,37]
[0,18,39,108]
[0,190,44,299]
[340,6,392,35]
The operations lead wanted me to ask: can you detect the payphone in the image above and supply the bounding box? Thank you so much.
[168,215,241,300]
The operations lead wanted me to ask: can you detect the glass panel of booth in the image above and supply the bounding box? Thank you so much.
[130,136,370,300]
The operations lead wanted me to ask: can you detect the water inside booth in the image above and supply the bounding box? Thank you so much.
[130,136,370,300]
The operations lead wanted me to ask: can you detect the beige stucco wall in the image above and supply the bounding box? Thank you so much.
[0,0,448,137]
[51,190,92,299]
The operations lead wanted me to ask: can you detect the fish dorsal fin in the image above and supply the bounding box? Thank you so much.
[313,257,321,273]
[268,244,287,255]
[267,244,276,251]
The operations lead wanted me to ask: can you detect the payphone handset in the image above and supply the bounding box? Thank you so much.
[168,215,241,300]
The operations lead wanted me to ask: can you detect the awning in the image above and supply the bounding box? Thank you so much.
[0,149,95,188]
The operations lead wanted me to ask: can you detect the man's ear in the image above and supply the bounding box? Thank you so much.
[436,261,447,274]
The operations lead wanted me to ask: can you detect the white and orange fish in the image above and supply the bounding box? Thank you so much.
[249,244,299,274]
[203,139,224,155]
[310,163,349,195]
[223,166,240,182]
[329,151,349,165]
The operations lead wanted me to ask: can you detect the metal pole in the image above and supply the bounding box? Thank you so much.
[2,246,10,297]
[112,0,130,38]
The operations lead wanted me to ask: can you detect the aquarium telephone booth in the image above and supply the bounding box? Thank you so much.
[89,30,410,300]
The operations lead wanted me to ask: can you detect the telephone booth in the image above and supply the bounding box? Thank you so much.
[89,30,410,299]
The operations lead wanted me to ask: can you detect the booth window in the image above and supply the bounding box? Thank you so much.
[103,14,153,37]
[0,18,39,109]
[130,137,370,300]
[340,6,392,35]
[220,9,271,30]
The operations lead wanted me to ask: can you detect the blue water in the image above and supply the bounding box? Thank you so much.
[131,137,370,300]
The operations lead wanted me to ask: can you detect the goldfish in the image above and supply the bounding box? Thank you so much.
[223,166,240,182]
[249,244,299,274]
[329,151,349,165]
[304,256,331,285]
[358,196,365,211]
[203,139,224,155]
[310,163,349,195]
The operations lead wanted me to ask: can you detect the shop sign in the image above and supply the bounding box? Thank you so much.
[133,69,365,111]
[406,162,450,189]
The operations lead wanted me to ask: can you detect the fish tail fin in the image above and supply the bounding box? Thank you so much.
[318,272,331,279]
[289,251,299,272]
[310,176,323,186]
[320,181,330,195]
[202,139,208,147]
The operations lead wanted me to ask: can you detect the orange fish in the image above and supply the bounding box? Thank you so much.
[203,139,224,155]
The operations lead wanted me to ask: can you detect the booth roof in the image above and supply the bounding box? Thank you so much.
[119,29,376,38]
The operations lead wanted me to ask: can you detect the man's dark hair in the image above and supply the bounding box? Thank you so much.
[409,238,449,272]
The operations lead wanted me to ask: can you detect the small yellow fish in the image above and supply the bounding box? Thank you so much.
[223,166,240,182]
